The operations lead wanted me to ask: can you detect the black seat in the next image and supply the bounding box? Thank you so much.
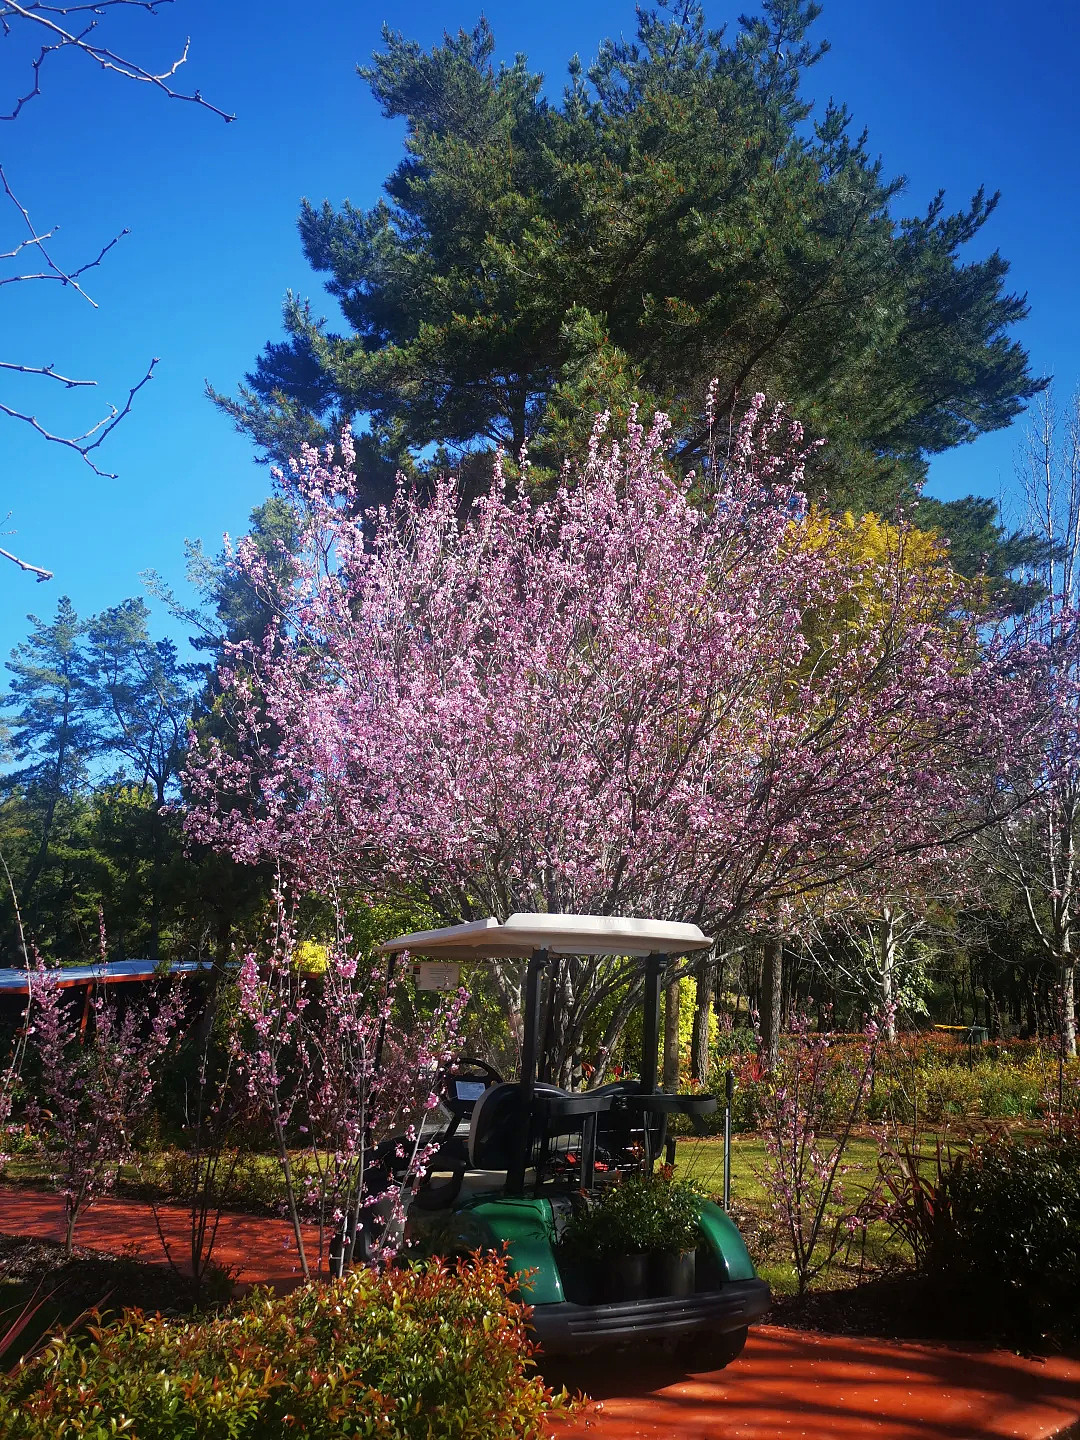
[468,1082,569,1170]
[468,1083,612,1185]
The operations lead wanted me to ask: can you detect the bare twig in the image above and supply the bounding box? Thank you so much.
[0,1,235,124]
[0,1,231,513]
[0,360,95,386]
[0,356,158,475]
[0,161,130,305]
[1,225,58,262]
[0,543,52,580]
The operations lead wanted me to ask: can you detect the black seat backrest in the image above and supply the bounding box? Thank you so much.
[468,1083,522,1170]
[468,1082,572,1171]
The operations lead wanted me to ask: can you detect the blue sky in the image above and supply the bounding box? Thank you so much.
[2,0,1078,665]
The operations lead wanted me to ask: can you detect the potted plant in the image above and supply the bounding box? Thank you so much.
[559,1177,652,1301]
[645,1171,704,1299]
[558,1173,704,1303]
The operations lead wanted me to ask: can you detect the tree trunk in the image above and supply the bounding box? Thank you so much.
[878,906,898,1040]
[690,955,713,1085]
[1064,959,1077,1059]
[662,976,681,1091]
[760,934,783,1072]
[149,785,164,966]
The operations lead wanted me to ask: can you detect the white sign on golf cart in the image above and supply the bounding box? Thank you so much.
[381,912,712,958]
[413,962,460,991]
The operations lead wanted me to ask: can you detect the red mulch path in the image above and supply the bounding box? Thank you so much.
[2,1186,1079,1439]
[0,1185,319,1287]
[545,1329,1080,1440]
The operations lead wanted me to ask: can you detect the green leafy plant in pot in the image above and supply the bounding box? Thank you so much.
[559,1172,704,1302]
[645,1169,705,1299]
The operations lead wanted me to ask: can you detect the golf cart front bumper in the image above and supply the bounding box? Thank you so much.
[529,1277,770,1353]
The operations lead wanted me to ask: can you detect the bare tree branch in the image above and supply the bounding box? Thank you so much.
[1,161,130,302]
[0,542,52,580]
[0,359,95,385]
[0,1,232,577]
[1,223,58,261]
[0,1,235,124]
[0,356,158,476]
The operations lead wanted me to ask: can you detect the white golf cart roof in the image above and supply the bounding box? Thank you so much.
[379,913,712,959]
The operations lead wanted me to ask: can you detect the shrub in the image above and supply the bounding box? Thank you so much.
[560,1173,704,1259]
[885,1132,1080,1345]
[0,1255,562,1439]
[703,1029,1080,1131]
[935,1133,1080,1344]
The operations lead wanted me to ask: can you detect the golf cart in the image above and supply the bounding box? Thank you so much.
[378,913,770,1361]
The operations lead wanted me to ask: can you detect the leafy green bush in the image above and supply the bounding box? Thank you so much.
[699,1030,1080,1131]
[561,1173,703,1259]
[0,1255,562,1439]
[891,1132,1080,1345]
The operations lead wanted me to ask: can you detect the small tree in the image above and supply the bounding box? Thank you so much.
[973,385,1080,1057]
[0,848,32,1173]
[234,894,466,1279]
[30,916,184,1252]
[148,1017,251,1299]
[755,1010,881,1297]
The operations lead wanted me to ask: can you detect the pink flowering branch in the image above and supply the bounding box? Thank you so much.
[233,887,466,1279]
[28,913,186,1252]
[0,848,34,1170]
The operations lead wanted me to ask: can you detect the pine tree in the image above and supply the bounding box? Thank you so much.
[2,597,94,913]
[212,0,1042,562]
[85,599,199,962]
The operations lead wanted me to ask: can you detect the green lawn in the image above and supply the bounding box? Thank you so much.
[672,1132,961,1296]
[673,1133,889,1204]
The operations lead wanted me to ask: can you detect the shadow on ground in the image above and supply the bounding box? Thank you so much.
[541,1324,1080,1440]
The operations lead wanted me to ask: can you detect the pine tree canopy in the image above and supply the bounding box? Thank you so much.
[211,0,1043,554]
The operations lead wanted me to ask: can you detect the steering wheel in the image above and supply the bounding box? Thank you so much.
[440,1055,503,1123]
[400,1055,503,1214]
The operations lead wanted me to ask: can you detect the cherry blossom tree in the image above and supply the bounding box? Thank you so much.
[186,396,1053,1082]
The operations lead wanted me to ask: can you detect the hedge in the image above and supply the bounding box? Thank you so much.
[0,1255,563,1439]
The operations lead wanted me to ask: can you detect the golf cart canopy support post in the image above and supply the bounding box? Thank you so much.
[640,953,665,1095]
[508,948,549,1196]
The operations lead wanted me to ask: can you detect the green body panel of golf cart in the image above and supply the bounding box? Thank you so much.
[456,1194,757,1298]
[406,1190,763,1329]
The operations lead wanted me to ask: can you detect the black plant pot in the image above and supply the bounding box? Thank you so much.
[558,1254,601,1305]
[650,1248,697,1298]
[602,1252,649,1302]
